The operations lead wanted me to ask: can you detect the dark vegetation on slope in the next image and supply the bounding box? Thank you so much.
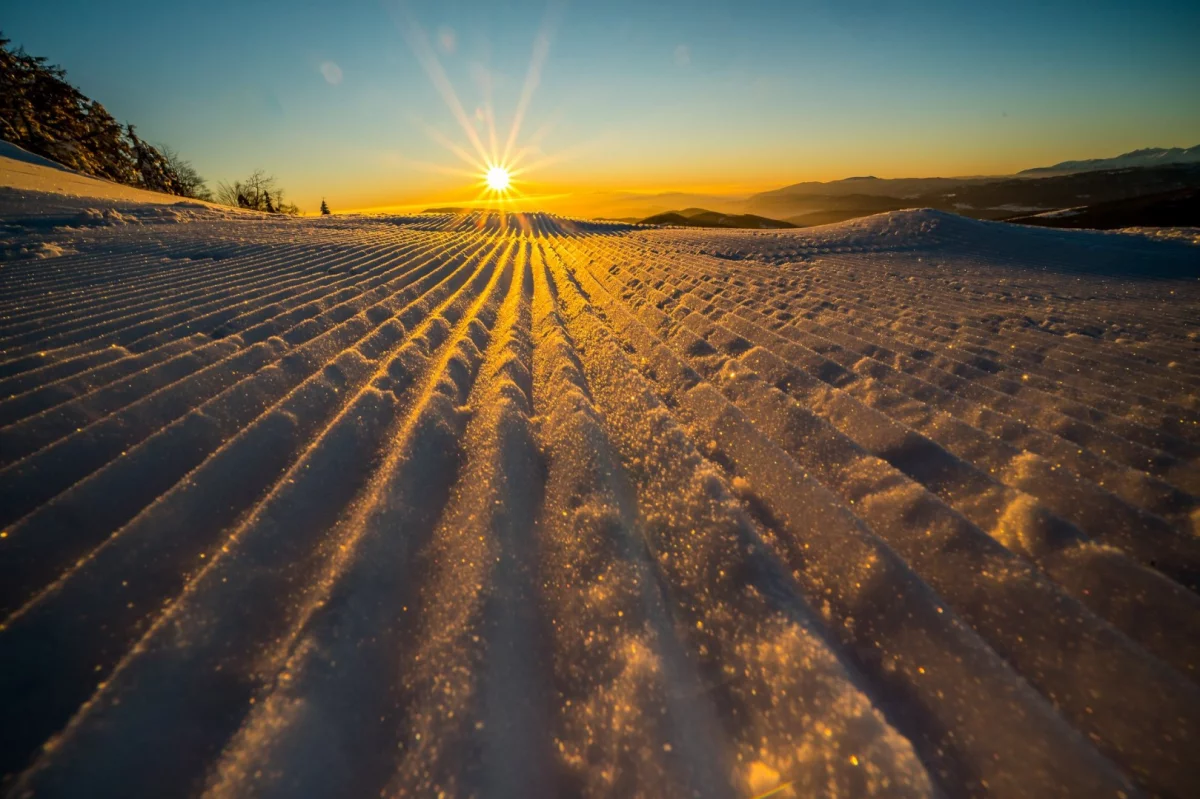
[0,35,302,214]
[1006,186,1200,230]
[0,34,208,200]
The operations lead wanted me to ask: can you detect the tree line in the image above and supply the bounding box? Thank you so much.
[0,34,302,214]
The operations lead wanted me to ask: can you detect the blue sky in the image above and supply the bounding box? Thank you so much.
[4,0,1199,212]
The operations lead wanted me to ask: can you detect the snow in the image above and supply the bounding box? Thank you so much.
[2,152,1199,798]
[1120,226,1200,246]
[0,141,78,172]
[954,202,1048,213]
[0,141,213,208]
[0,143,236,247]
[1031,206,1086,219]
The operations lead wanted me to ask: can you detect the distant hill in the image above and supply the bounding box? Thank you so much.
[640,208,796,229]
[1004,186,1200,230]
[1019,145,1200,177]
[783,165,1200,227]
[784,206,899,227]
[744,177,984,222]
[748,175,977,206]
[556,191,748,221]
[777,194,911,226]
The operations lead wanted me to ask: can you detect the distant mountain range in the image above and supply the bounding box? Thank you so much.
[416,146,1200,231]
[599,144,1200,229]
[747,176,973,206]
[1018,145,1200,177]
[640,163,1200,230]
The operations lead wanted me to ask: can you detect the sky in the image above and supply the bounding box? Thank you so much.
[4,0,1199,214]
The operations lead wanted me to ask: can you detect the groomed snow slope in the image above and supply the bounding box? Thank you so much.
[1,181,1200,798]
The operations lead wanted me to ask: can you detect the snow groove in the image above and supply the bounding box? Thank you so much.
[1,207,1198,798]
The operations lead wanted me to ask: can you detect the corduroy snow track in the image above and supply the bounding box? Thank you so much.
[1,195,1199,799]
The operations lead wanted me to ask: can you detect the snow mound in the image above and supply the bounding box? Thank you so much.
[0,144,227,211]
[0,141,79,173]
[655,208,1200,278]
[1120,226,1200,246]
[70,208,137,227]
[0,240,76,260]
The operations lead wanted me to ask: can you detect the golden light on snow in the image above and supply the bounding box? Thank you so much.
[486,165,511,192]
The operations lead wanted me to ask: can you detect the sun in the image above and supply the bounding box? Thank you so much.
[486,165,511,192]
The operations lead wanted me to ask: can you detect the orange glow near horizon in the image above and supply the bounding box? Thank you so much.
[386,6,581,216]
[319,6,1196,220]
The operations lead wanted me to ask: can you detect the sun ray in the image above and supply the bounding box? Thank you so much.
[394,2,579,217]
[485,103,500,164]
[501,4,559,166]
[412,116,488,173]
[392,157,482,181]
[391,5,492,169]
[504,110,565,172]
[508,130,616,179]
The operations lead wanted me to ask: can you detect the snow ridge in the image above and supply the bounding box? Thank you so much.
[1,202,1199,798]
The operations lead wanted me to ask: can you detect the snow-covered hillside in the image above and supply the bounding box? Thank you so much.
[1,162,1199,798]
[0,140,223,211]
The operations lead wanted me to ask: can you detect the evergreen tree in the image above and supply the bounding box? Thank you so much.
[320,198,330,215]
[127,124,184,194]
[0,33,203,198]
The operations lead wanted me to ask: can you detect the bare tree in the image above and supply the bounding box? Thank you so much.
[158,144,211,201]
[214,170,299,214]
[213,180,239,208]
